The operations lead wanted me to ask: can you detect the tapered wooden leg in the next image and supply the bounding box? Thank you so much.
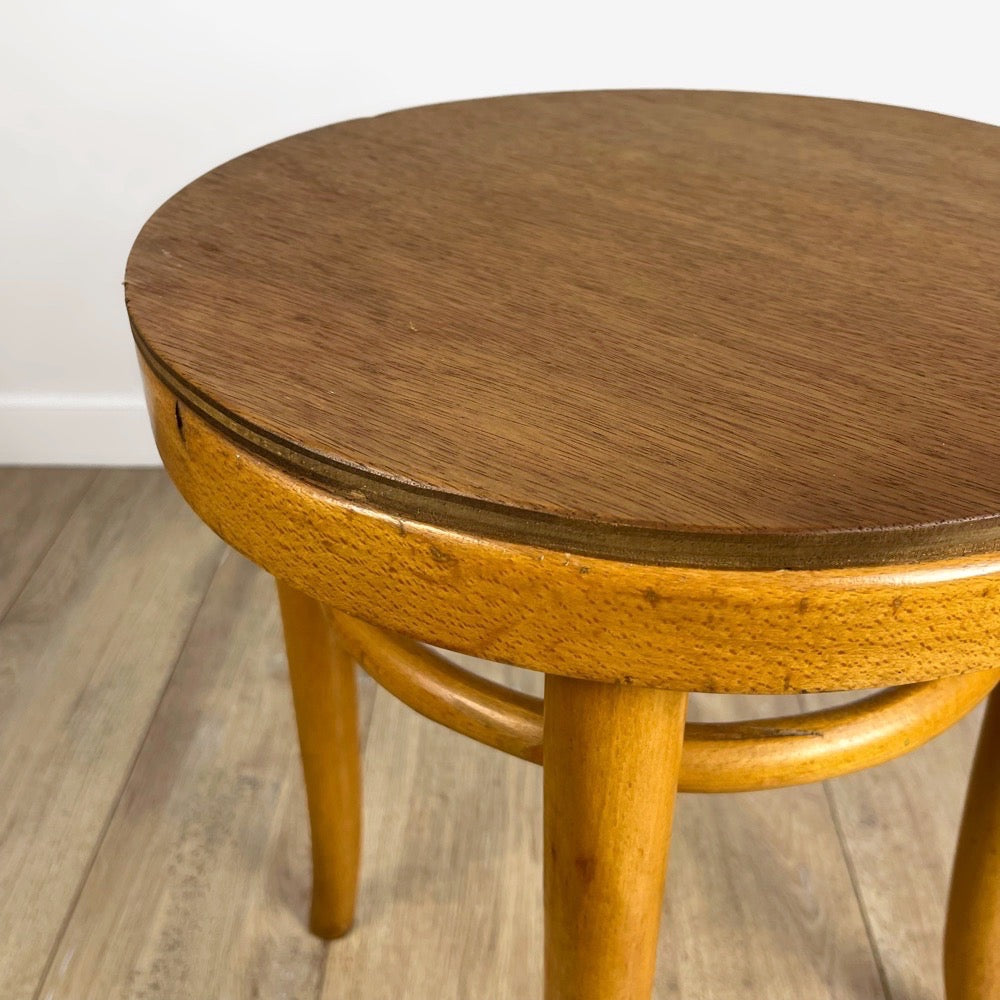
[277,580,361,939]
[544,675,687,1000]
[945,687,1000,999]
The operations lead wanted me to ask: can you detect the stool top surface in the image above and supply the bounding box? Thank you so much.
[126,90,1000,571]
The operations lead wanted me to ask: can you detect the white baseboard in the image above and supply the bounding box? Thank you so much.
[0,394,162,465]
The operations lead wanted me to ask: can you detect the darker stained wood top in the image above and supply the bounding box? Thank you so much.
[126,90,1000,570]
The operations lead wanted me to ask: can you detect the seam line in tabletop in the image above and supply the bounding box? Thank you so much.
[129,330,1000,574]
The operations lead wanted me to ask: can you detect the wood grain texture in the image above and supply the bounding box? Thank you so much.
[38,551,377,1000]
[331,608,544,763]
[278,582,363,939]
[0,466,95,617]
[544,677,686,1000]
[945,688,1000,1000]
[142,363,1000,693]
[319,612,999,790]
[126,90,1000,570]
[0,470,224,1000]
[680,668,999,792]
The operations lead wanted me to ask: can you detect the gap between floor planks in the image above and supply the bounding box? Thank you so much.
[0,468,983,1000]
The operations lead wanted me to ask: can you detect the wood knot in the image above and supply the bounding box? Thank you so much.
[574,855,597,885]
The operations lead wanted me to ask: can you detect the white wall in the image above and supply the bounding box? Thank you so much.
[2,0,998,464]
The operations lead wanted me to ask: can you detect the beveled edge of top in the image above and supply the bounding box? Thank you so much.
[132,333,1000,572]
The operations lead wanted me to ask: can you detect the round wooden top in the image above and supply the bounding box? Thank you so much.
[126,90,1000,570]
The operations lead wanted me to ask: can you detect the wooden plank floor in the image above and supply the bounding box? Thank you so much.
[0,468,983,1000]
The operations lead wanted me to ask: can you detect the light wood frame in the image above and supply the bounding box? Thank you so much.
[141,359,1000,1000]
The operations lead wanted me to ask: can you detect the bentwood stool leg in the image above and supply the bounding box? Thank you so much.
[543,675,687,1000]
[945,687,1000,999]
[276,580,362,939]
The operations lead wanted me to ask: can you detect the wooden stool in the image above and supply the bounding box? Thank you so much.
[125,91,1000,999]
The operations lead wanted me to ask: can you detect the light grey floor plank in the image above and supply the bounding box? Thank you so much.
[0,469,224,1000]
[40,553,377,1000]
[657,693,886,1000]
[0,467,96,619]
[324,653,545,1000]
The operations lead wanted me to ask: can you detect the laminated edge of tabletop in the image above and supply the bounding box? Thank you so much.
[130,324,1000,574]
